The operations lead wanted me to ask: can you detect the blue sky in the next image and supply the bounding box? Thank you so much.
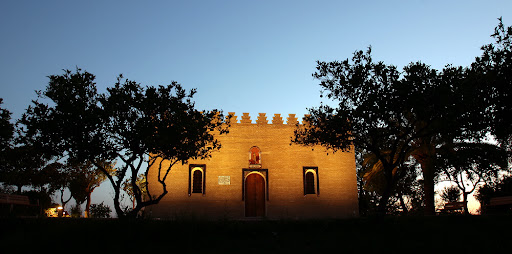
[2,0,511,121]
[1,0,510,213]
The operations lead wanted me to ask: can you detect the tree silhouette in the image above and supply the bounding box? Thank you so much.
[0,98,13,150]
[1,144,51,194]
[476,175,512,214]
[469,17,512,149]
[66,160,114,217]
[440,186,461,203]
[294,19,511,215]
[294,49,471,215]
[293,48,407,214]
[122,174,147,209]
[0,98,15,189]
[21,68,230,218]
[438,143,508,214]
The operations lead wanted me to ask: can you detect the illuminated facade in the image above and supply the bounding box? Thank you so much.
[147,113,358,220]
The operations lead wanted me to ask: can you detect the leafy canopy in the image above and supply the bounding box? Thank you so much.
[21,68,230,218]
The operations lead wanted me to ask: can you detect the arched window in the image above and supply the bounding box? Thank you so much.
[305,171,315,194]
[303,167,319,196]
[189,165,206,195]
[249,146,261,168]
[192,169,203,193]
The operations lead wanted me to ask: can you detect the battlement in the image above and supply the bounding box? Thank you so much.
[227,112,310,125]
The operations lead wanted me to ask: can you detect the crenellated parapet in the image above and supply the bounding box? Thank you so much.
[240,113,252,124]
[272,114,284,125]
[227,112,308,125]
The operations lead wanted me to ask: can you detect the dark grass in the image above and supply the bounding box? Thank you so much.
[1,216,511,253]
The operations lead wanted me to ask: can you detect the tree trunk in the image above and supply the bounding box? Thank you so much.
[85,191,92,218]
[377,192,390,216]
[462,192,470,215]
[422,161,436,216]
[60,189,72,210]
[92,160,125,218]
[113,188,126,219]
[413,141,437,216]
[377,179,393,216]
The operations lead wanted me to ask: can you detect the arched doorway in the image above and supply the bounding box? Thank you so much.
[245,173,266,217]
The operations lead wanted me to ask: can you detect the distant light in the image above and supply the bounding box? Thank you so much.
[57,206,63,210]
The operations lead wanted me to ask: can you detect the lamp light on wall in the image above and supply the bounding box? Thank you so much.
[57,206,63,217]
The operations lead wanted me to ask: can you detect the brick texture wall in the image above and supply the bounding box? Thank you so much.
[146,113,359,220]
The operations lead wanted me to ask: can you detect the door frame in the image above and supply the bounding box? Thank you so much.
[242,168,269,201]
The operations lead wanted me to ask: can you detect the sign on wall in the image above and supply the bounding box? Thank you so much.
[218,176,231,185]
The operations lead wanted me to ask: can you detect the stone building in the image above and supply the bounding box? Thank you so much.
[147,113,358,220]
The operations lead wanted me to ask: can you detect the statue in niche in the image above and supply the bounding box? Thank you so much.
[249,146,261,168]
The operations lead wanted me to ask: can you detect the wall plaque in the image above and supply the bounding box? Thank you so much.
[218,176,231,185]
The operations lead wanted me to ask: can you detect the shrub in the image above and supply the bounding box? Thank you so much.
[440,186,461,203]
[90,202,111,218]
[70,203,82,218]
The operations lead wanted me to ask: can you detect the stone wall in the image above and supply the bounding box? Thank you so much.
[146,113,359,220]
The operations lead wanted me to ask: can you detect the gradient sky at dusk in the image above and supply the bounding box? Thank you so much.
[1,0,510,213]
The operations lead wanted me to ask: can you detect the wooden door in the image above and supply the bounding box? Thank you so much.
[245,173,265,217]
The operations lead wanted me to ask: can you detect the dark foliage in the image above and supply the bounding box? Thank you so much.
[89,202,111,218]
[469,17,512,148]
[294,48,469,215]
[294,19,512,215]
[0,98,14,150]
[20,68,230,218]
[439,186,462,203]
[475,175,512,209]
